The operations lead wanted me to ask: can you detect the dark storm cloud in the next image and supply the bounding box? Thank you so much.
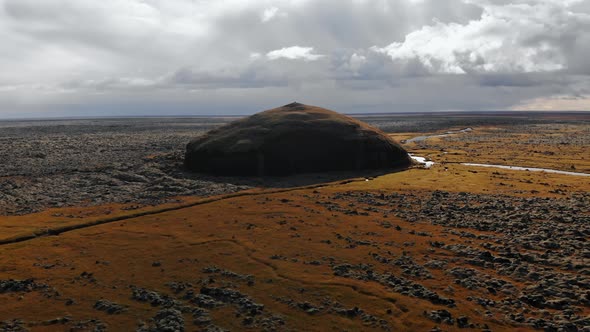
[0,0,588,117]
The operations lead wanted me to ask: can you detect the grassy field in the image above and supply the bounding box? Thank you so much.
[0,121,588,331]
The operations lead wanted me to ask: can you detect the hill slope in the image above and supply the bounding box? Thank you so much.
[185,103,410,175]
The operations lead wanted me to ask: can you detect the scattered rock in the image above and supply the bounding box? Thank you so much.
[0,279,47,293]
[93,299,126,314]
[137,308,184,332]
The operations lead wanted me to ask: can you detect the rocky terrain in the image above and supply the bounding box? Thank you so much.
[0,176,587,331]
[0,116,454,215]
[0,118,249,215]
[2,113,586,215]
[327,190,589,331]
[0,113,588,331]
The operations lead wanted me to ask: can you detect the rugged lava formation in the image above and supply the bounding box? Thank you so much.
[185,103,411,176]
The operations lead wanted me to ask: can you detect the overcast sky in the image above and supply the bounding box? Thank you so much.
[0,0,589,118]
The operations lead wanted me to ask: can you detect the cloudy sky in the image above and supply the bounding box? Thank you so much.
[0,0,589,118]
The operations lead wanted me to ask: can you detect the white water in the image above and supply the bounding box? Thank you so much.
[409,157,590,177]
[405,128,589,177]
[409,154,435,168]
[461,163,590,177]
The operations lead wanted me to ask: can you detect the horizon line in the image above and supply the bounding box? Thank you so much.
[1,109,589,121]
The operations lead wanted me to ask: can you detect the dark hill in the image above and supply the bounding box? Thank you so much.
[185,103,411,176]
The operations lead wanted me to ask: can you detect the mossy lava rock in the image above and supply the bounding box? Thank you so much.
[185,103,411,176]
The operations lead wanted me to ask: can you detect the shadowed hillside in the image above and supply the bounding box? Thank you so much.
[185,103,411,176]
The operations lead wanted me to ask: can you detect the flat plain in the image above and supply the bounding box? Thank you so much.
[0,112,588,331]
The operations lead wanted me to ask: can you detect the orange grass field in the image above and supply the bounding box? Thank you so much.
[0,124,588,331]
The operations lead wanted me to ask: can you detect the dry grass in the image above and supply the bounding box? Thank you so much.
[402,125,590,173]
[0,123,588,331]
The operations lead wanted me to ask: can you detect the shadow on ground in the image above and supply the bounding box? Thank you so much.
[172,159,410,189]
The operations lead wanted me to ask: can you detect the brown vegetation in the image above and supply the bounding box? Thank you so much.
[0,120,588,331]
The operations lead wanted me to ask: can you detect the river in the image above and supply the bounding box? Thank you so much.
[406,130,589,177]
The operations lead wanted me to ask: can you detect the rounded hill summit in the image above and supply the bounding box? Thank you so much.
[185,103,411,176]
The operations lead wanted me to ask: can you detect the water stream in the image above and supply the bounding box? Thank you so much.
[409,155,435,169]
[461,163,590,177]
[405,130,590,177]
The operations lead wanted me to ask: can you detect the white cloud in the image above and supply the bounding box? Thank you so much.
[0,0,588,116]
[372,1,587,74]
[266,46,325,61]
[349,53,367,72]
[261,7,281,22]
